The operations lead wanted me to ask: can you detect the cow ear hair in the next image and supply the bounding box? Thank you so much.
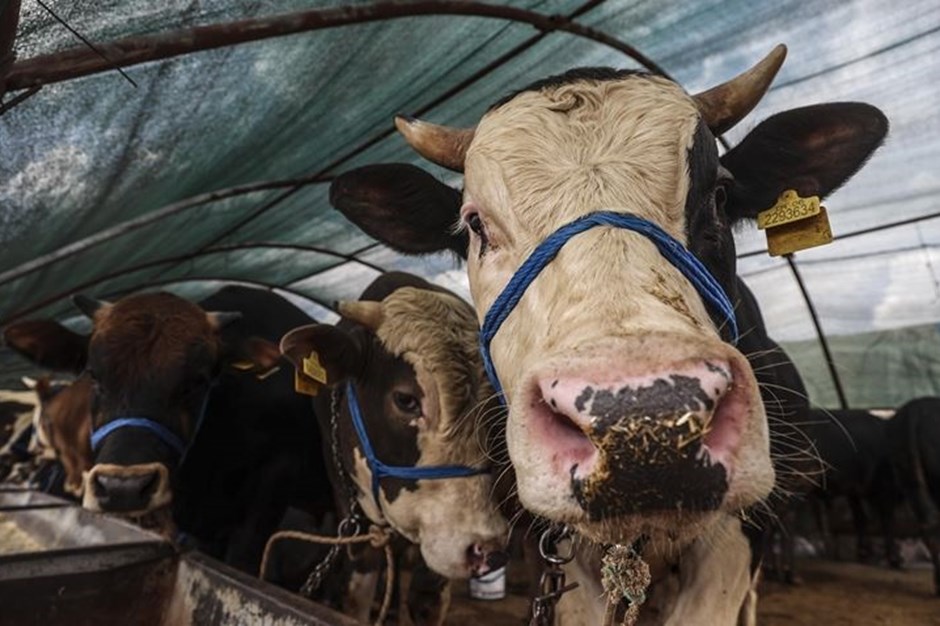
[279,324,363,386]
[721,102,888,221]
[3,320,88,374]
[330,163,467,259]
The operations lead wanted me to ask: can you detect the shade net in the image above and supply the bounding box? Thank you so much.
[1,0,939,408]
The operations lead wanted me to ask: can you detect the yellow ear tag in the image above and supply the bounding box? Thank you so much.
[302,352,328,385]
[229,360,255,371]
[294,370,320,396]
[757,189,833,256]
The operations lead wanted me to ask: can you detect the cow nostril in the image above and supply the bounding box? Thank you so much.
[137,471,159,498]
[92,470,162,511]
[485,550,509,570]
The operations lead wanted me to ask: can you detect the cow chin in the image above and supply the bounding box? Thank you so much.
[505,337,774,546]
[82,462,173,516]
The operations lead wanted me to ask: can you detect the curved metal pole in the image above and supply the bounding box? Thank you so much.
[0,175,331,288]
[785,254,848,409]
[0,241,380,325]
[102,277,337,315]
[4,1,666,90]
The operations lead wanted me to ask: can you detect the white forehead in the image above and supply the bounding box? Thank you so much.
[465,74,701,240]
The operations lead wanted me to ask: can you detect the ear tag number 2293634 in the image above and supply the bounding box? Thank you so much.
[757,189,833,256]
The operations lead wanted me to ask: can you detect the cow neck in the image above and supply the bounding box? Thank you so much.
[479,210,739,401]
[341,380,487,513]
[88,378,216,463]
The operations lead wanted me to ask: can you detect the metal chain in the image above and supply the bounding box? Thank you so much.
[330,384,362,515]
[529,526,579,626]
[299,516,362,597]
[298,386,367,598]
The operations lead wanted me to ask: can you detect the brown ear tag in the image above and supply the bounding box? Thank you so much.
[757,189,833,256]
[294,371,320,397]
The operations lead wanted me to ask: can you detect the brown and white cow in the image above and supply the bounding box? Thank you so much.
[3,286,335,574]
[21,375,92,496]
[281,272,508,622]
[327,45,887,622]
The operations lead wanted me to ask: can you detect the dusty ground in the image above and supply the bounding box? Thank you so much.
[759,559,939,626]
[444,558,939,625]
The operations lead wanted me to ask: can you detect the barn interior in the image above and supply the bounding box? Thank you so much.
[1,1,939,625]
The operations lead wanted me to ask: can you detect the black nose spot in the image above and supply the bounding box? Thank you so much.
[486,550,509,570]
[93,471,160,512]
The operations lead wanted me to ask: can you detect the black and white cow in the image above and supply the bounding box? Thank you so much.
[326,45,887,623]
[281,272,508,624]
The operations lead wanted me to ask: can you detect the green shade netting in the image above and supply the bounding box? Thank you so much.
[1,0,939,405]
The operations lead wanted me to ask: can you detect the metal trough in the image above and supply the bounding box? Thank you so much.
[0,490,358,626]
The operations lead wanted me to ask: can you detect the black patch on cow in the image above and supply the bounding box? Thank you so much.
[682,119,738,339]
[579,376,715,431]
[489,67,649,112]
[341,343,424,504]
[570,376,728,519]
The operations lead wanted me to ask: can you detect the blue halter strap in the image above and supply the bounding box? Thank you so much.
[345,381,486,506]
[479,210,738,400]
[89,381,215,460]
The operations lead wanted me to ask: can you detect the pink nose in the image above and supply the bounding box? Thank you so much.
[533,360,743,518]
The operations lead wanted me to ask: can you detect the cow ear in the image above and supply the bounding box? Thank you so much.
[279,324,363,386]
[3,320,88,374]
[721,102,888,221]
[207,311,243,331]
[72,294,112,320]
[225,336,282,377]
[330,163,468,259]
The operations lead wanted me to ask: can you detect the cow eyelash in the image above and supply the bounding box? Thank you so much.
[463,211,489,257]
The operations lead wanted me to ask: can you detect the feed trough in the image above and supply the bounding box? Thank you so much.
[0,490,357,626]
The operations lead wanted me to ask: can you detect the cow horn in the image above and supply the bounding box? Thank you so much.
[337,300,384,332]
[693,44,787,135]
[72,294,111,320]
[207,311,243,331]
[395,115,474,173]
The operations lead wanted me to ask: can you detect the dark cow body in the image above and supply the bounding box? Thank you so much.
[806,408,900,567]
[3,286,335,575]
[735,278,816,583]
[886,397,940,594]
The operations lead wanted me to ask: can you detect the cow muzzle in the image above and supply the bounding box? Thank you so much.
[82,462,172,514]
[527,357,750,520]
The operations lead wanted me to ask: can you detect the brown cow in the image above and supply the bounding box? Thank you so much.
[328,45,887,623]
[21,375,92,497]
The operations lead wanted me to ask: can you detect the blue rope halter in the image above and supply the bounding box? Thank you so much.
[89,381,216,461]
[345,381,487,506]
[479,210,738,400]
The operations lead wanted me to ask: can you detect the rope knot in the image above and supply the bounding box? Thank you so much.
[368,524,393,549]
[601,542,651,626]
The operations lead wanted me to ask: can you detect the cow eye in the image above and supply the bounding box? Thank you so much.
[465,212,489,256]
[392,391,421,415]
[714,183,728,212]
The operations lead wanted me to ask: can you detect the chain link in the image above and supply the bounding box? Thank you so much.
[529,526,579,626]
[297,387,367,598]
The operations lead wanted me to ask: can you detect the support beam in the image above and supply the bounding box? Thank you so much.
[4,1,665,91]
[785,254,848,409]
[0,0,22,97]
[0,241,380,325]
